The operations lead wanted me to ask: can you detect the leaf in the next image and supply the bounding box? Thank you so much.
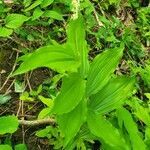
[38,95,53,107]
[43,10,63,20]
[67,17,89,78]
[117,108,146,150]
[24,0,43,11]
[0,145,12,150]
[36,126,51,137]
[38,107,52,119]
[52,73,86,114]
[19,92,34,102]
[32,7,44,21]
[57,101,86,147]
[86,44,124,96]
[0,27,13,37]
[0,94,11,105]
[5,14,29,29]
[0,115,19,134]
[89,76,135,114]
[87,111,127,149]
[145,127,150,146]
[40,0,54,8]
[23,0,32,7]
[15,144,27,150]
[14,80,25,93]
[131,99,150,126]
[145,93,150,100]
[13,44,80,75]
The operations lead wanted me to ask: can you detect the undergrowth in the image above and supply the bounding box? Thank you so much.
[0,0,150,150]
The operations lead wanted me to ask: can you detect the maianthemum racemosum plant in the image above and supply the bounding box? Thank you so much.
[12,16,147,150]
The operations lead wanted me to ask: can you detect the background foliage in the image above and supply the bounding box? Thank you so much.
[0,0,150,149]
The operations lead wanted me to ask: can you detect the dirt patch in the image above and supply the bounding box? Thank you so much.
[0,47,52,149]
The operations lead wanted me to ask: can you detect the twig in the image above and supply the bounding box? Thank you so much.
[16,100,22,117]
[18,118,55,126]
[21,100,25,143]
[93,9,103,27]
[0,52,19,91]
[4,79,15,95]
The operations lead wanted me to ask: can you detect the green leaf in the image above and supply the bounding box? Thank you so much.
[15,144,27,150]
[86,45,124,96]
[43,10,63,20]
[87,111,127,149]
[130,99,150,127]
[32,7,44,21]
[0,145,12,150]
[38,107,52,119]
[0,27,13,37]
[38,95,53,107]
[53,73,86,114]
[0,94,11,105]
[23,0,32,7]
[14,80,25,93]
[36,126,51,137]
[89,76,135,114]
[0,115,19,134]
[40,0,54,8]
[67,16,85,54]
[5,14,29,29]
[24,0,43,11]
[57,101,86,147]
[117,108,146,150]
[67,17,89,78]
[19,92,34,101]
[145,93,150,100]
[13,44,80,75]
[145,127,150,146]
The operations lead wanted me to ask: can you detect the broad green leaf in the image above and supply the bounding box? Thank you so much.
[52,73,86,114]
[0,145,12,150]
[67,17,89,78]
[67,16,85,55]
[0,115,19,134]
[40,0,54,8]
[43,10,63,20]
[86,45,124,96]
[87,111,127,149]
[13,44,80,75]
[5,14,29,29]
[24,0,43,11]
[0,27,13,37]
[32,7,44,21]
[15,144,27,150]
[89,76,135,114]
[57,101,86,147]
[117,108,146,150]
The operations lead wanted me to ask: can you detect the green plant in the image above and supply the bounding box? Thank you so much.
[12,16,139,149]
[0,0,149,149]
